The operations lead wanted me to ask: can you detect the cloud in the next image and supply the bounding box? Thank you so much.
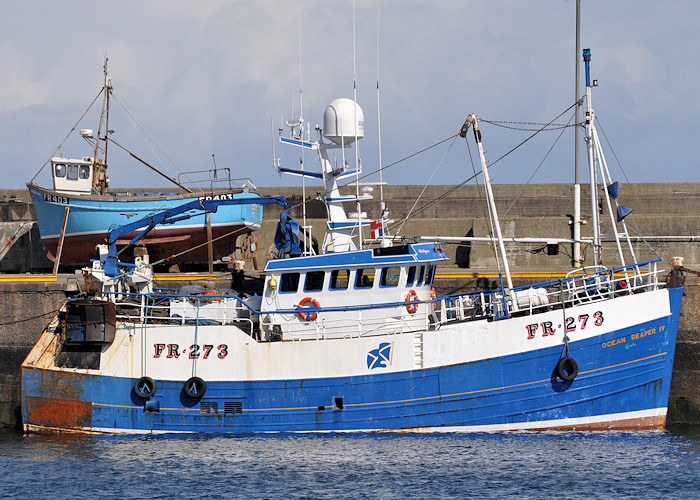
[2,0,699,192]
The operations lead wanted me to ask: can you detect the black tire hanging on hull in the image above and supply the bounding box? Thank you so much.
[134,377,157,400]
[556,357,579,382]
[183,376,207,400]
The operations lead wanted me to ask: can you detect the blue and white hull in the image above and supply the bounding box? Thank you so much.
[21,282,681,433]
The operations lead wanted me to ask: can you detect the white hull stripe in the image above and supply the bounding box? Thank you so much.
[26,407,667,435]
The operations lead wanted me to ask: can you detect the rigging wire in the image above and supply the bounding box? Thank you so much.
[394,135,458,235]
[352,0,362,248]
[485,98,582,170]
[375,0,385,218]
[464,123,502,272]
[464,127,490,226]
[483,120,578,132]
[147,99,591,265]
[595,116,667,264]
[386,100,583,234]
[503,110,577,217]
[123,102,593,267]
[463,127,497,265]
[110,93,202,191]
[30,88,104,183]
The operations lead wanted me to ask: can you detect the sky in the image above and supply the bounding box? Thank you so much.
[2,0,699,192]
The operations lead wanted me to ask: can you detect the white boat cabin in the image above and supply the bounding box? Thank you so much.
[257,242,449,341]
[51,156,107,195]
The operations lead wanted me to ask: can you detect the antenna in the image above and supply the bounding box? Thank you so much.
[299,16,307,241]
[271,118,279,174]
[376,0,389,243]
[352,0,363,248]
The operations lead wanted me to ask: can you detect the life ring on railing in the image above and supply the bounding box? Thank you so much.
[183,376,206,400]
[430,288,436,310]
[405,289,419,314]
[134,376,156,400]
[297,297,321,321]
[556,357,579,382]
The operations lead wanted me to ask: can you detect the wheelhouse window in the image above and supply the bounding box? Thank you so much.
[67,164,79,180]
[304,271,325,292]
[406,266,416,287]
[280,273,300,293]
[79,165,90,179]
[425,265,435,285]
[54,164,66,178]
[330,269,350,290]
[355,268,374,289]
[380,266,401,288]
[416,266,425,286]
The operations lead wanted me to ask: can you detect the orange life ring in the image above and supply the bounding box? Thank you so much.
[405,289,419,314]
[297,297,321,321]
[430,287,436,310]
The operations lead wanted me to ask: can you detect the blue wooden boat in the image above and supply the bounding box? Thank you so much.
[27,63,263,267]
[28,180,263,266]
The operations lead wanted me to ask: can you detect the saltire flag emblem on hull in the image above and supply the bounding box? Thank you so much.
[367,342,393,369]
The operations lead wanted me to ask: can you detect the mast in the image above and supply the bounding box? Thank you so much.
[572,0,583,267]
[467,114,514,291]
[583,49,602,266]
[92,57,111,195]
[583,48,636,271]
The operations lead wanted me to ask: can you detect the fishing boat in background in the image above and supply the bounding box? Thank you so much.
[21,50,683,433]
[27,61,264,269]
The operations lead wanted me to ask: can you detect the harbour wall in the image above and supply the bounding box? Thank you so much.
[0,183,698,429]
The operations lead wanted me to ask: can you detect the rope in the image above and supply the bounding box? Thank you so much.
[0,307,62,326]
[482,119,580,132]
[486,98,582,169]
[558,280,571,359]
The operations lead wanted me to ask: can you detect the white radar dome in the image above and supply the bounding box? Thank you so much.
[323,98,364,145]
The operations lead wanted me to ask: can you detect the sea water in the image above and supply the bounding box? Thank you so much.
[1,426,699,499]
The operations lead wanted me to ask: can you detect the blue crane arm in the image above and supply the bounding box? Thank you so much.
[103,195,289,276]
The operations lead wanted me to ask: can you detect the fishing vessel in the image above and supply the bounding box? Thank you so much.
[27,62,264,268]
[21,50,683,433]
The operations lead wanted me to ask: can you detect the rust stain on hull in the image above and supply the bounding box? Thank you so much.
[26,396,92,430]
[524,414,666,432]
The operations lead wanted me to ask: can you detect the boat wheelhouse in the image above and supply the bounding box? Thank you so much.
[259,242,447,340]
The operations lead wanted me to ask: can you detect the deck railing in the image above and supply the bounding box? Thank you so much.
[102,259,664,339]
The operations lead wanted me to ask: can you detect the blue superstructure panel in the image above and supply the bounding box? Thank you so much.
[263,242,449,272]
